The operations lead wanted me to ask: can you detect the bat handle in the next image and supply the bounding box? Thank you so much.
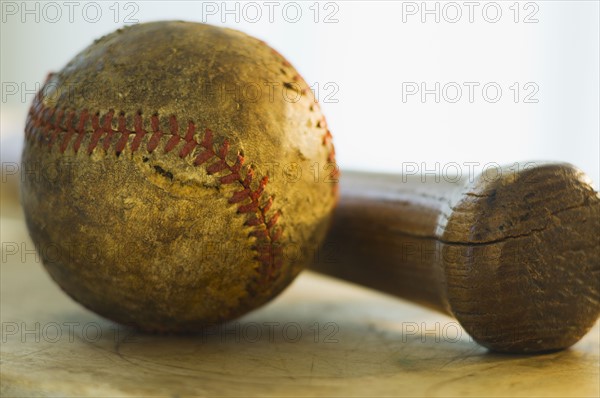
[312,162,600,353]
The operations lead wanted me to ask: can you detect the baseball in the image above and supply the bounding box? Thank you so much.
[21,21,337,332]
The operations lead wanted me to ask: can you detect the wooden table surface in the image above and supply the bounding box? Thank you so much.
[1,196,599,397]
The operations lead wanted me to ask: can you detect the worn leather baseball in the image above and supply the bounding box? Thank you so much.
[21,21,337,332]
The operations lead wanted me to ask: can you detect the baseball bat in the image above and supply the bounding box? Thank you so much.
[311,162,600,353]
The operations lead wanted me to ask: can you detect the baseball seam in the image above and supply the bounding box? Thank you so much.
[26,96,293,283]
[267,44,336,164]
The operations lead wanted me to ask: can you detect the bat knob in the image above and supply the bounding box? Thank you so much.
[441,163,600,353]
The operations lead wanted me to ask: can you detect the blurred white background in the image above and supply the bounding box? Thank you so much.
[2,0,599,184]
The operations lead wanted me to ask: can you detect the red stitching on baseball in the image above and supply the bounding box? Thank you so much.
[88,112,102,154]
[102,110,115,151]
[59,111,76,153]
[25,94,307,282]
[179,122,197,158]
[73,110,89,152]
[164,116,180,153]
[49,108,64,147]
[147,114,162,152]
[115,112,129,154]
[131,112,145,152]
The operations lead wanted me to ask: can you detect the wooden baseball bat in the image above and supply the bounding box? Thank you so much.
[311,162,600,353]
